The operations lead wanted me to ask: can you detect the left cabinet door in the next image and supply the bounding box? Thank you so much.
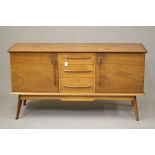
[10,53,59,93]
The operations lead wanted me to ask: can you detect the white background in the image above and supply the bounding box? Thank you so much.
[0,0,154,25]
[0,0,155,155]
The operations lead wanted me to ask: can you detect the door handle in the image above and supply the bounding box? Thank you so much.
[52,59,57,85]
[98,56,102,86]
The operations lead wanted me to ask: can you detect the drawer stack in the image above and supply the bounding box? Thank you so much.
[59,53,95,93]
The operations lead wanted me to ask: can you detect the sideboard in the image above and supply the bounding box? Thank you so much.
[9,43,147,120]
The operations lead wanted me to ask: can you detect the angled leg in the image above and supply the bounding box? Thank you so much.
[16,95,23,120]
[132,96,139,121]
[23,100,27,106]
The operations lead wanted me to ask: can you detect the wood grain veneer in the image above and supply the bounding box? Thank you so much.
[9,43,147,53]
[95,53,145,93]
[10,53,58,92]
[9,43,146,120]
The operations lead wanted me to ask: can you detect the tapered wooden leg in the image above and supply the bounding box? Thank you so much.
[132,96,139,121]
[131,101,133,106]
[16,96,22,120]
[23,100,27,106]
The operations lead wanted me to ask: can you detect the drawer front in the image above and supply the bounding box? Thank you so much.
[60,78,94,93]
[59,53,95,64]
[60,64,94,78]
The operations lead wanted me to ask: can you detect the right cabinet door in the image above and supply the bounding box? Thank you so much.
[95,53,145,93]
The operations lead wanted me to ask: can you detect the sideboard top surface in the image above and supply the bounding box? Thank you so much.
[9,43,147,53]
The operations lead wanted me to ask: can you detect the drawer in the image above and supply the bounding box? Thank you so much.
[60,78,94,93]
[60,64,94,77]
[59,53,95,64]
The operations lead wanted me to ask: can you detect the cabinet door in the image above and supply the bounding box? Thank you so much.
[95,53,145,93]
[10,53,58,93]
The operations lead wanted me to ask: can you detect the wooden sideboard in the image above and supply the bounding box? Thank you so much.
[9,43,147,120]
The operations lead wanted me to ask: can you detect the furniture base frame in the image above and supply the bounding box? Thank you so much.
[16,94,139,121]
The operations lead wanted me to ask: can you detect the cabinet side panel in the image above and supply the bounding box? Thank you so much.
[10,53,58,93]
[10,53,15,92]
[95,53,145,93]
